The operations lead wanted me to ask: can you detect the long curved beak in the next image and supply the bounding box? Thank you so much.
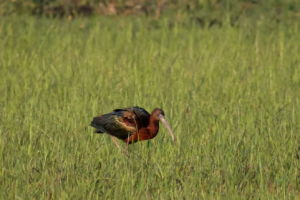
[158,114,175,143]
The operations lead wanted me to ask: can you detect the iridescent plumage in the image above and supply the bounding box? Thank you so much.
[90,106,175,153]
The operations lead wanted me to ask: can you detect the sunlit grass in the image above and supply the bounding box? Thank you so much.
[0,15,300,199]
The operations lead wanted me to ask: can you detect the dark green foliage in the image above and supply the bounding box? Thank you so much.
[0,0,299,21]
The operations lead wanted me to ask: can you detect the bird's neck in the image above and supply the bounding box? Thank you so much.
[148,116,159,137]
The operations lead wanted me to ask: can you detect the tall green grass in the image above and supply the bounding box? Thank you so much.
[0,15,300,199]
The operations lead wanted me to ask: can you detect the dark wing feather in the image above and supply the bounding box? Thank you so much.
[131,106,151,127]
[113,106,150,127]
[91,106,150,140]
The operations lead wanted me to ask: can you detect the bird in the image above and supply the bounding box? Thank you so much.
[90,106,175,153]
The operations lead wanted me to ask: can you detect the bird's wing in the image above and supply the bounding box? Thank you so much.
[91,107,150,140]
[131,107,151,127]
[114,106,151,128]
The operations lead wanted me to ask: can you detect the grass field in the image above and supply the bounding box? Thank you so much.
[0,15,300,199]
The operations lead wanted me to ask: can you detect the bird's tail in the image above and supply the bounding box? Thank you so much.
[90,116,106,134]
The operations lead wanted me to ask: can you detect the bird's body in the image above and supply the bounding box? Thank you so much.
[90,106,174,152]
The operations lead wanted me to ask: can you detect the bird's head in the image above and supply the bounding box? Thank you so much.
[151,108,165,120]
[151,108,175,143]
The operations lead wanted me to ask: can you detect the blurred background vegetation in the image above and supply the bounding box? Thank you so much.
[1,0,299,24]
[1,0,300,199]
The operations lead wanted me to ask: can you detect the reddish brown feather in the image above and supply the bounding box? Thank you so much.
[123,115,160,144]
[122,117,138,128]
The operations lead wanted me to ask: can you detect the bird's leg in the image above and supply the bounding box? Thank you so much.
[126,143,129,154]
[110,136,122,152]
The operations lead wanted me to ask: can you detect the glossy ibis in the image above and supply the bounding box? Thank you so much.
[90,106,175,153]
